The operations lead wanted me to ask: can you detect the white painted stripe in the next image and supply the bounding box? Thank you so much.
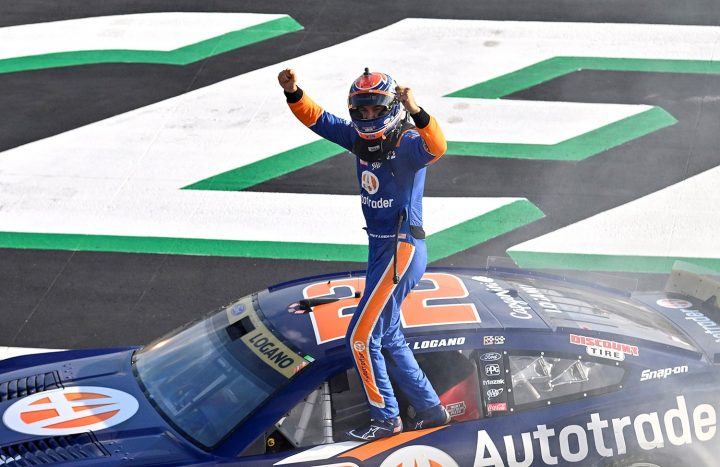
[508,164,720,258]
[0,187,524,245]
[0,347,62,361]
[273,441,362,465]
[430,98,649,145]
[0,12,288,60]
[1,19,718,246]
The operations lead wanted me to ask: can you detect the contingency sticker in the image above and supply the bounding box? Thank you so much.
[480,353,509,415]
[570,334,639,361]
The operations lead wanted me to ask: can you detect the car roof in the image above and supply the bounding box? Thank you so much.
[255,268,697,360]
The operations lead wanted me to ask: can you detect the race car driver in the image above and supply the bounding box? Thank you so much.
[278,67,450,441]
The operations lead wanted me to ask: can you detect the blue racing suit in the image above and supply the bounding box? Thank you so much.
[285,88,447,420]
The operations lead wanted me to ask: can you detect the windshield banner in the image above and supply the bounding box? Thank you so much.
[227,298,308,378]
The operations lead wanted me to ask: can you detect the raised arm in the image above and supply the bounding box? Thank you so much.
[395,84,447,160]
[278,68,322,127]
[278,68,355,151]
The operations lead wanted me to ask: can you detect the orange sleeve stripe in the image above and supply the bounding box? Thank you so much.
[349,242,415,407]
[416,116,447,159]
[288,93,324,127]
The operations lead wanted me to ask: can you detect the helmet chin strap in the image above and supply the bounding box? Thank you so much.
[354,109,410,163]
[380,109,410,155]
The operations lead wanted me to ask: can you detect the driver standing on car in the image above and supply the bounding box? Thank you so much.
[278,67,450,441]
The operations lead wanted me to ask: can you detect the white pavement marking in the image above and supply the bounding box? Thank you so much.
[430,98,649,144]
[0,12,289,60]
[0,347,61,361]
[508,165,720,260]
[273,442,362,465]
[1,20,718,247]
[0,183,526,244]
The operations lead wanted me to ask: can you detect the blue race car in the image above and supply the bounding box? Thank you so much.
[2,262,720,466]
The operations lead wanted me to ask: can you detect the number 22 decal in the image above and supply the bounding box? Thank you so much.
[304,273,480,344]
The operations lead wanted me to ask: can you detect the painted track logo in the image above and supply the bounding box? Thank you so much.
[2,386,139,436]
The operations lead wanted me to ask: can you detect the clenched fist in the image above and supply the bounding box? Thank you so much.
[395,85,421,114]
[278,68,298,93]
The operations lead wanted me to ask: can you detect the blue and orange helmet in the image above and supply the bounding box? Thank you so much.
[348,68,403,141]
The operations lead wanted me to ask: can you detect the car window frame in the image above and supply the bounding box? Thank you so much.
[498,349,628,412]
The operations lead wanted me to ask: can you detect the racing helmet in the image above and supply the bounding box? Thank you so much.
[348,68,403,141]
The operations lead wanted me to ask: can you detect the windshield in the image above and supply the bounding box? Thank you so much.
[503,276,696,351]
[133,295,311,448]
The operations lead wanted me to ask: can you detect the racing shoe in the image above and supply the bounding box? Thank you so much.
[406,404,451,431]
[344,416,403,441]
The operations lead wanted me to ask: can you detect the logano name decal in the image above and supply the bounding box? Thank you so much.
[230,300,308,378]
[474,395,716,466]
[242,327,307,378]
[248,332,297,369]
[411,337,465,350]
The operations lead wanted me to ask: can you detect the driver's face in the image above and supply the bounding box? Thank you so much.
[357,105,385,120]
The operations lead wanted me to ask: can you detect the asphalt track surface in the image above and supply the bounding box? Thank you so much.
[2,0,720,350]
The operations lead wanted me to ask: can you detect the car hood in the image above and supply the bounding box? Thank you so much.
[0,349,200,464]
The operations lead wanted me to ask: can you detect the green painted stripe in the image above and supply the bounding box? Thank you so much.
[0,199,543,261]
[427,199,545,262]
[0,231,367,262]
[0,16,302,74]
[184,139,345,191]
[447,56,720,99]
[186,106,676,190]
[507,251,720,274]
[186,59,684,189]
[446,106,677,160]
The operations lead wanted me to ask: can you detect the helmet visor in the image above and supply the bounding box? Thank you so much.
[349,92,396,120]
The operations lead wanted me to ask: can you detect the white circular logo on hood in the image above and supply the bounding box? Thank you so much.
[380,446,459,467]
[2,386,139,436]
